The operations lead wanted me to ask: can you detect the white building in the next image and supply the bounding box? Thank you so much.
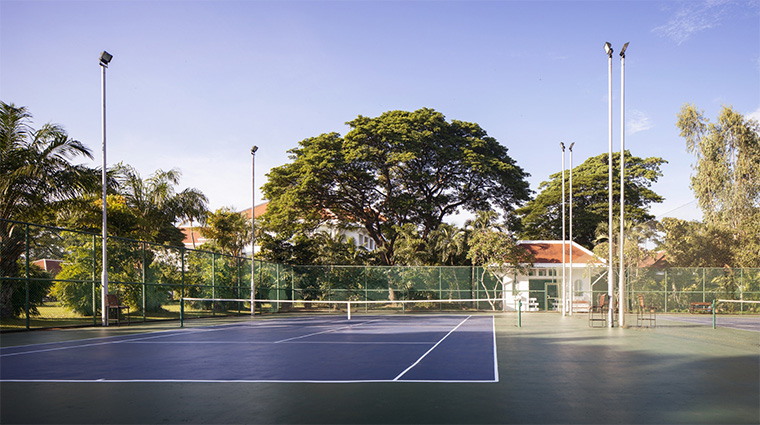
[501,240,606,312]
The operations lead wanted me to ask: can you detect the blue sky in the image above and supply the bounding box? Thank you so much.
[2,0,759,226]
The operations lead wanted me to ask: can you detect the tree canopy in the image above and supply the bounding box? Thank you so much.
[200,207,251,257]
[677,104,760,267]
[1,102,100,318]
[262,108,531,265]
[517,150,666,248]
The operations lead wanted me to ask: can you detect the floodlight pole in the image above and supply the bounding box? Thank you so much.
[568,142,574,316]
[560,142,566,316]
[619,42,629,327]
[605,42,615,328]
[99,51,112,327]
[251,146,258,316]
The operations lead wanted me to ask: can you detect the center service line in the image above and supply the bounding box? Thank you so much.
[393,315,472,381]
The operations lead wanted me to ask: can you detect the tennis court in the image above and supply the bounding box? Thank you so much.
[1,312,758,424]
[0,314,497,383]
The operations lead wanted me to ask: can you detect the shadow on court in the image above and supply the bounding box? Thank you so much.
[1,313,758,424]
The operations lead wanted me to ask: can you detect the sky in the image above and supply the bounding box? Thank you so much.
[2,0,759,227]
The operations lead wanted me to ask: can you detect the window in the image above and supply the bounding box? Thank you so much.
[574,279,583,297]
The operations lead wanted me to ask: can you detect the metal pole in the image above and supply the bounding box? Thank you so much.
[100,57,109,327]
[619,43,628,327]
[568,142,574,316]
[605,42,614,328]
[561,142,566,316]
[251,146,258,315]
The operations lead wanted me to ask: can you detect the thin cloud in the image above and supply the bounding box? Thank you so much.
[627,110,653,135]
[747,106,760,123]
[652,0,752,45]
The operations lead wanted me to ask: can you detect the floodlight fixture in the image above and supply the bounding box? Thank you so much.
[560,142,565,151]
[569,142,575,151]
[620,42,629,58]
[100,51,113,67]
[604,42,613,57]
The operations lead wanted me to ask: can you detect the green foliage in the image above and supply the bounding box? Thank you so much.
[677,104,760,267]
[111,163,209,245]
[6,262,53,317]
[200,207,251,257]
[658,218,734,267]
[262,108,531,265]
[52,234,171,315]
[517,150,665,248]
[1,102,98,318]
[593,219,661,269]
[466,211,533,310]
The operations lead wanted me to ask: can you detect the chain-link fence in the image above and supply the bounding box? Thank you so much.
[2,219,758,330]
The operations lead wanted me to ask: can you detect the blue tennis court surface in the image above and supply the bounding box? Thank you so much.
[0,314,497,383]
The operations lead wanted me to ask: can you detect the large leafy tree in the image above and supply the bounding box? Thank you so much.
[657,217,733,267]
[262,108,531,265]
[0,102,99,318]
[677,104,760,267]
[199,207,251,257]
[517,151,666,248]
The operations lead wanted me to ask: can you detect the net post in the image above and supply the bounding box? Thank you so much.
[180,297,184,328]
[518,299,522,327]
[347,301,351,321]
[712,299,716,329]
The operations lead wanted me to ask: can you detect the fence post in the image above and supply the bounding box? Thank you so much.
[702,268,706,303]
[180,248,185,328]
[141,242,146,323]
[211,252,216,316]
[92,234,97,325]
[439,267,442,311]
[24,223,30,330]
[237,257,242,314]
[664,269,668,313]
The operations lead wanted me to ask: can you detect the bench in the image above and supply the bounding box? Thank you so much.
[689,302,712,314]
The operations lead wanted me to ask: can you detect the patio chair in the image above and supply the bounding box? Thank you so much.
[106,293,130,326]
[588,293,609,327]
[636,294,656,328]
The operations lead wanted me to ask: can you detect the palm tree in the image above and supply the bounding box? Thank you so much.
[1,102,99,317]
[113,163,208,245]
[433,223,466,266]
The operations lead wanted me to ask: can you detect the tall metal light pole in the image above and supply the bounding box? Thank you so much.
[99,51,112,327]
[619,42,629,326]
[568,142,575,316]
[250,146,258,316]
[604,41,614,327]
[560,142,566,316]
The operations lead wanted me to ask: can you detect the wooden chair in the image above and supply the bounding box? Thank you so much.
[106,294,130,326]
[636,294,656,328]
[588,293,609,327]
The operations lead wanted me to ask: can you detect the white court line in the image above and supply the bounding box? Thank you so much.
[492,315,499,382]
[273,318,382,343]
[0,328,219,358]
[393,315,472,381]
[127,340,432,345]
[0,378,497,384]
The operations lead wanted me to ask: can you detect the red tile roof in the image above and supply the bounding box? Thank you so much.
[240,202,268,220]
[32,259,63,276]
[518,241,604,264]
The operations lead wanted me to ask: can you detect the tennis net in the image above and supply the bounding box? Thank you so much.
[180,297,506,322]
[711,299,760,330]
